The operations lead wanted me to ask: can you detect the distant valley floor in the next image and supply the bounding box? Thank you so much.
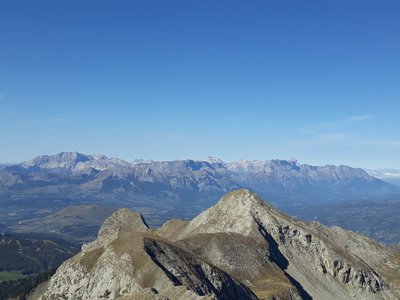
[280,197,400,245]
[1,194,400,245]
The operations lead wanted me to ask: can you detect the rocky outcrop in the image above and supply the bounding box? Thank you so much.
[31,208,259,300]
[177,232,302,300]
[159,189,400,299]
[143,237,258,300]
[82,208,149,251]
[31,190,400,300]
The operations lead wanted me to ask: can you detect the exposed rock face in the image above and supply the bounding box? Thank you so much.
[160,190,400,299]
[30,190,400,300]
[177,232,301,300]
[81,208,149,251]
[143,237,258,300]
[19,151,130,172]
[31,207,259,300]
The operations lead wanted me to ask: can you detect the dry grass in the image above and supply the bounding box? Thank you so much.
[80,247,104,272]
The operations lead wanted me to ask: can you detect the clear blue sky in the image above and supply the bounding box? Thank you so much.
[0,0,399,168]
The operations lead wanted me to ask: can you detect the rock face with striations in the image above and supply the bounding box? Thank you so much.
[30,190,400,300]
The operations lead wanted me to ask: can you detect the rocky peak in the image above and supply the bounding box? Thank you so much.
[161,190,399,299]
[34,207,259,300]
[19,151,131,173]
[82,208,149,251]
[99,208,149,234]
[205,156,226,165]
[171,189,280,239]
[218,189,272,208]
[21,151,90,170]
[31,190,400,300]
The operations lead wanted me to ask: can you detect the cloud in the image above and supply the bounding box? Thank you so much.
[316,133,353,142]
[293,114,375,147]
[350,140,400,148]
[289,133,353,147]
[346,114,373,122]
[301,114,374,133]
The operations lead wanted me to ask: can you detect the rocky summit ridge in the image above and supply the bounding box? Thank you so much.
[29,189,400,300]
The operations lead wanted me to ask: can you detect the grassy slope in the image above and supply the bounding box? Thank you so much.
[0,271,23,282]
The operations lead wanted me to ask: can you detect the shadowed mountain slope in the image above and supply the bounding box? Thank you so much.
[0,232,78,275]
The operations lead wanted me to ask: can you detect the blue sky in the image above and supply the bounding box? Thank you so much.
[0,0,399,168]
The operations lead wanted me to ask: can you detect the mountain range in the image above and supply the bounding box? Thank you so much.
[1,152,399,243]
[1,151,397,201]
[28,190,400,300]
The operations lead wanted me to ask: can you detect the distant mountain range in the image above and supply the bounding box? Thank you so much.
[2,151,397,199]
[0,152,398,233]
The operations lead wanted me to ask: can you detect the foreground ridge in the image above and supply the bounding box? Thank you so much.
[29,189,400,300]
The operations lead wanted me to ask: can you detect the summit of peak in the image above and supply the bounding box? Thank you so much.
[218,189,272,209]
[220,188,257,201]
[101,208,149,233]
[20,151,90,168]
[205,156,225,164]
[83,208,149,251]
[169,189,278,240]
